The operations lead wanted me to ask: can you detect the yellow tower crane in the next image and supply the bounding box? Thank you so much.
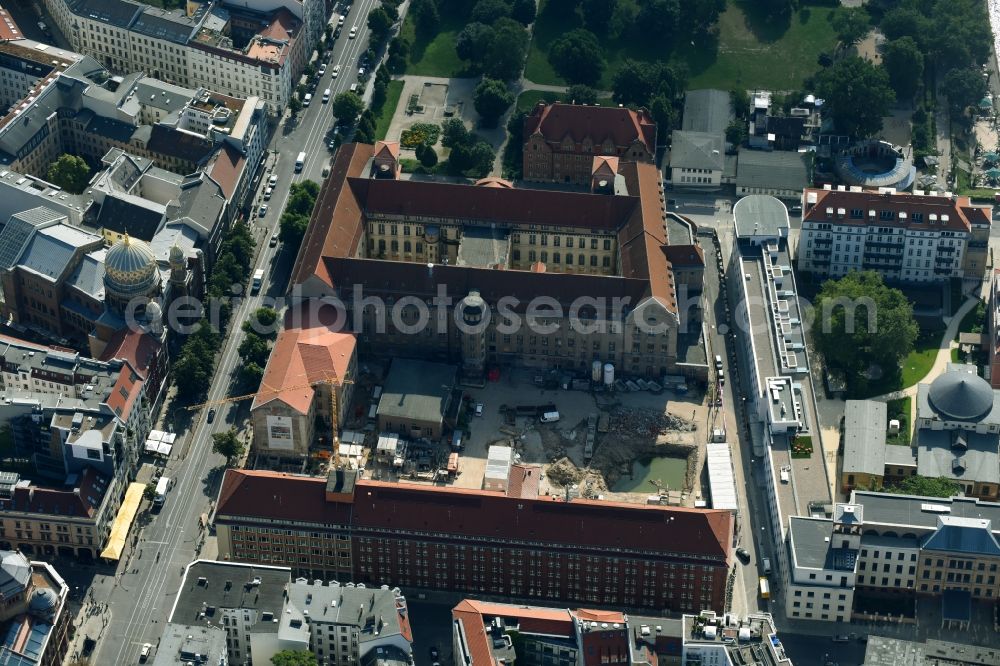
[187,371,354,463]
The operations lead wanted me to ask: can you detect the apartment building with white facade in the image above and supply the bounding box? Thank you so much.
[42,0,313,111]
[797,185,992,283]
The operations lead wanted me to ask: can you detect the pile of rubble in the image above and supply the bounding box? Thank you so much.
[608,407,697,438]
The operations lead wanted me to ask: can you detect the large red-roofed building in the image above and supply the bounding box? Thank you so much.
[523,103,656,184]
[214,469,734,613]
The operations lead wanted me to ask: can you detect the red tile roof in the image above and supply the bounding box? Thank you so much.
[525,103,656,153]
[99,328,161,381]
[802,188,989,233]
[454,599,575,639]
[253,315,357,413]
[505,463,540,499]
[0,7,22,40]
[105,365,142,421]
[349,177,640,231]
[216,470,354,526]
[207,145,245,200]
[290,143,373,287]
[217,470,732,559]
[373,140,400,161]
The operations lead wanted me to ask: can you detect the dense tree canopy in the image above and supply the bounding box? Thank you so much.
[485,19,529,80]
[813,271,918,394]
[581,0,617,33]
[812,57,894,137]
[511,0,536,25]
[942,67,988,117]
[882,476,960,498]
[548,29,605,86]
[47,154,91,194]
[367,7,393,40]
[473,77,514,127]
[410,0,440,36]
[881,37,923,100]
[831,6,870,47]
[456,22,493,65]
[471,0,510,24]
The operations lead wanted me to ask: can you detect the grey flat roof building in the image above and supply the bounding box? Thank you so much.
[168,560,290,629]
[736,150,809,194]
[863,636,1000,666]
[681,89,732,135]
[670,131,724,171]
[377,359,457,425]
[151,623,227,666]
[734,195,789,240]
[842,400,887,477]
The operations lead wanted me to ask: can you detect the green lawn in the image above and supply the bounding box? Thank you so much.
[885,397,912,446]
[375,80,404,141]
[400,10,468,77]
[791,435,813,459]
[900,330,941,388]
[525,0,844,91]
[515,90,614,114]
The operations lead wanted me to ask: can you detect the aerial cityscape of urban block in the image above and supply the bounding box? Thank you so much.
[2,0,1000,664]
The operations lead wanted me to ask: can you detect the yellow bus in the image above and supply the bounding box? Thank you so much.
[759,577,770,599]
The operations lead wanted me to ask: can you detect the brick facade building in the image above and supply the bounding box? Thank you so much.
[523,103,656,184]
[215,469,734,614]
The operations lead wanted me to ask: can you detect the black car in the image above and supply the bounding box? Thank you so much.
[735,547,751,563]
[207,408,217,423]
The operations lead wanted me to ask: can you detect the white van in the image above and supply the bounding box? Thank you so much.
[295,152,306,172]
[367,404,377,420]
[539,411,560,423]
[251,269,264,294]
[303,93,312,106]
[349,83,358,94]
[715,354,723,369]
[322,88,331,103]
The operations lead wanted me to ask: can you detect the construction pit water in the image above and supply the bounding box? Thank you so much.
[611,454,687,494]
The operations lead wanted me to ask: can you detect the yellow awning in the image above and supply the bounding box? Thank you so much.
[100,482,145,561]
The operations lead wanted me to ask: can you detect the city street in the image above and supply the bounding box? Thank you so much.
[64,2,384,662]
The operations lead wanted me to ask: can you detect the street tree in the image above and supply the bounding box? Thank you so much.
[813,270,918,394]
[881,37,923,101]
[367,7,393,41]
[831,6,870,47]
[649,94,678,133]
[387,36,410,73]
[511,0,536,25]
[46,154,91,194]
[143,483,157,502]
[473,77,514,127]
[582,0,617,34]
[548,29,605,86]
[812,56,894,137]
[238,333,269,366]
[287,96,303,117]
[566,84,598,105]
[279,213,309,246]
[942,67,988,117]
[332,92,364,124]
[240,362,265,390]
[212,429,246,466]
[242,307,279,338]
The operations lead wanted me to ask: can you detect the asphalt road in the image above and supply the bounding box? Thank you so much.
[79,2,384,662]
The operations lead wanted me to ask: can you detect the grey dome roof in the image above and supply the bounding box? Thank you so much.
[928,370,994,421]
[28,587,58,620]
[104,234,159,297]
